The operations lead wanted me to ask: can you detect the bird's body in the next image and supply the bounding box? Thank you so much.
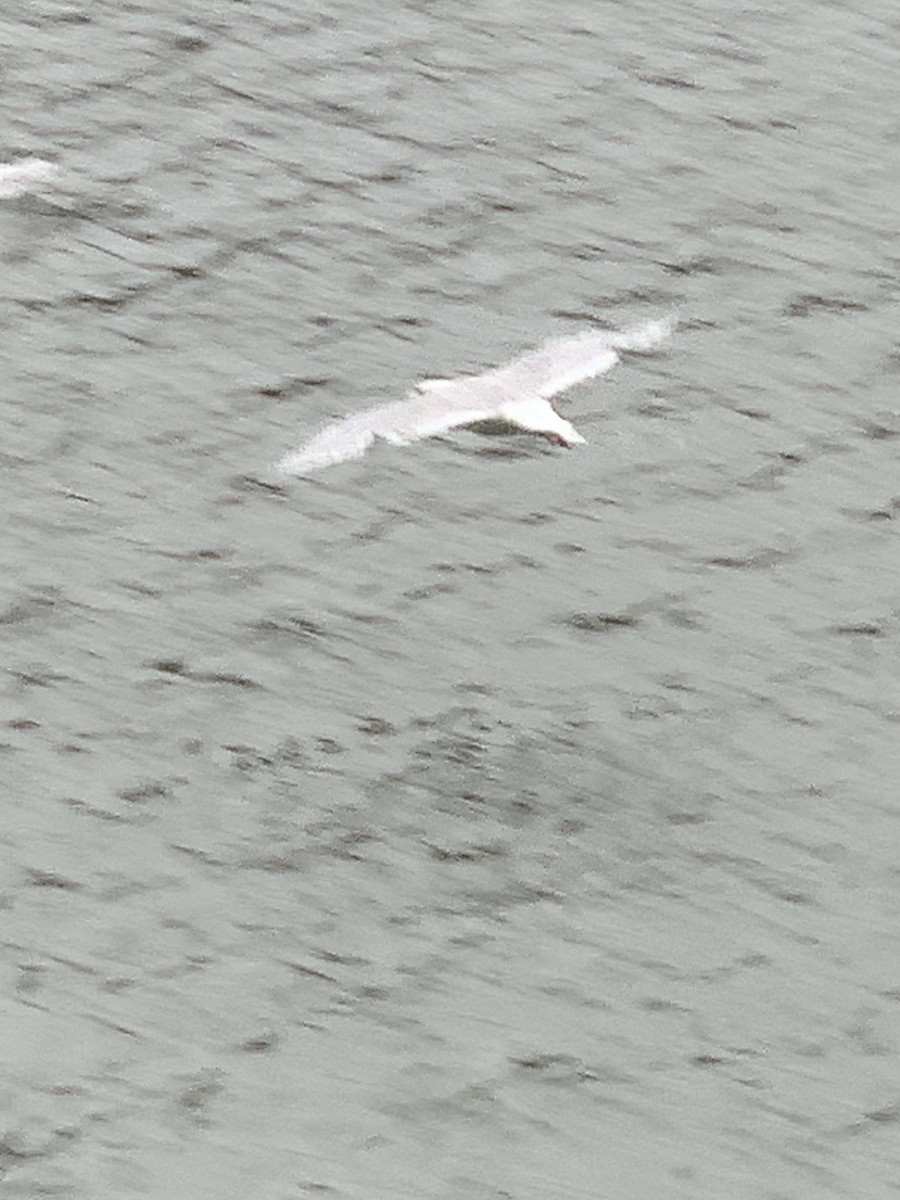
[276,315,674,475]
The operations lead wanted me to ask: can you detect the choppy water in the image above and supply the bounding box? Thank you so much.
[3,1,900,1197]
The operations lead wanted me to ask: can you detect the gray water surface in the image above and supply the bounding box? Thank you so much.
[3,1,900,1197]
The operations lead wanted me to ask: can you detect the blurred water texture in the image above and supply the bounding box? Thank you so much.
[2,1,900,1197]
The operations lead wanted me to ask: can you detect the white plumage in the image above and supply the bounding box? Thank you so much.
[277,315,675,475]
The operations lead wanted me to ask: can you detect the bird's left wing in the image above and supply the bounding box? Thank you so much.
[490,315,676,401]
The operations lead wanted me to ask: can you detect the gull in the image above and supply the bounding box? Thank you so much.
[276,315,675,475]
[0,158,58,198]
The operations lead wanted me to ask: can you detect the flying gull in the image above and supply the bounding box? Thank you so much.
[277,315,675,475]
[0,158,58,198]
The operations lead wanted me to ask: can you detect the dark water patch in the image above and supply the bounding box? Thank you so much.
[117,780,172,804]
[564,612,641,633]
[510,1053,622,1085]
[315,737,344,755]
[633,396,680,418]
[691,1053,732,1068]
[355,716,396,736]
[425,841,505,863]
[143,658,263,690]
[465,442,536,462]
[548,306,607,323]
[170,843,230,868]
[462,417,529,438]
[414,731,488,767]
[850,498,899,521]
[724,398,772,422]
[432,560,499,575]
[783,293,869,318]
[241,853,306,874]
[717,115,769,134]
[177,1070,225,1126]
[660,255,721,276]
[9,666,71,688]
[704,546,794,570]
[61,490,100,504]
[375,314,431,340]
[607,285,677,309]
[62,797,132,823]
[856,418,900,441]
[169,263,204,279]
[0,589,69,629]
[665,808,711,825]
[350,508,413,545]
[335,608,399,628]
[67,289,145,312]
[197,670,262,689]
[640,73,700,90]
[862,1104,900,1126]
[256,375,333,399]
[239,1031,278,1053]
[0,1132,64,1167]
[486,195,535,214]
[227,474,291,496]
[157,546,230,562]
[661,606,706,630]
[516,509,555,527]
[146,657,188,675]
[223,743,276,772]
[26,869,82,890]
[250,612,325,642]
[171,33,209,53]
[403,581,458,601]
[51,8,92,23]
[830,622,884,637]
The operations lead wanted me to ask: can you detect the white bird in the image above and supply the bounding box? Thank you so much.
[276,315,675,475]
[0,158,58,198]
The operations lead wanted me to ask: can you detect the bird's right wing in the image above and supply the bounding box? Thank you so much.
[277,409,381,474]
[276,380,500,475]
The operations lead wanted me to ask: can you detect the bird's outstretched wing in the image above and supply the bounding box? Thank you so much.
[490,315,676,401]
[276,379,499,475]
